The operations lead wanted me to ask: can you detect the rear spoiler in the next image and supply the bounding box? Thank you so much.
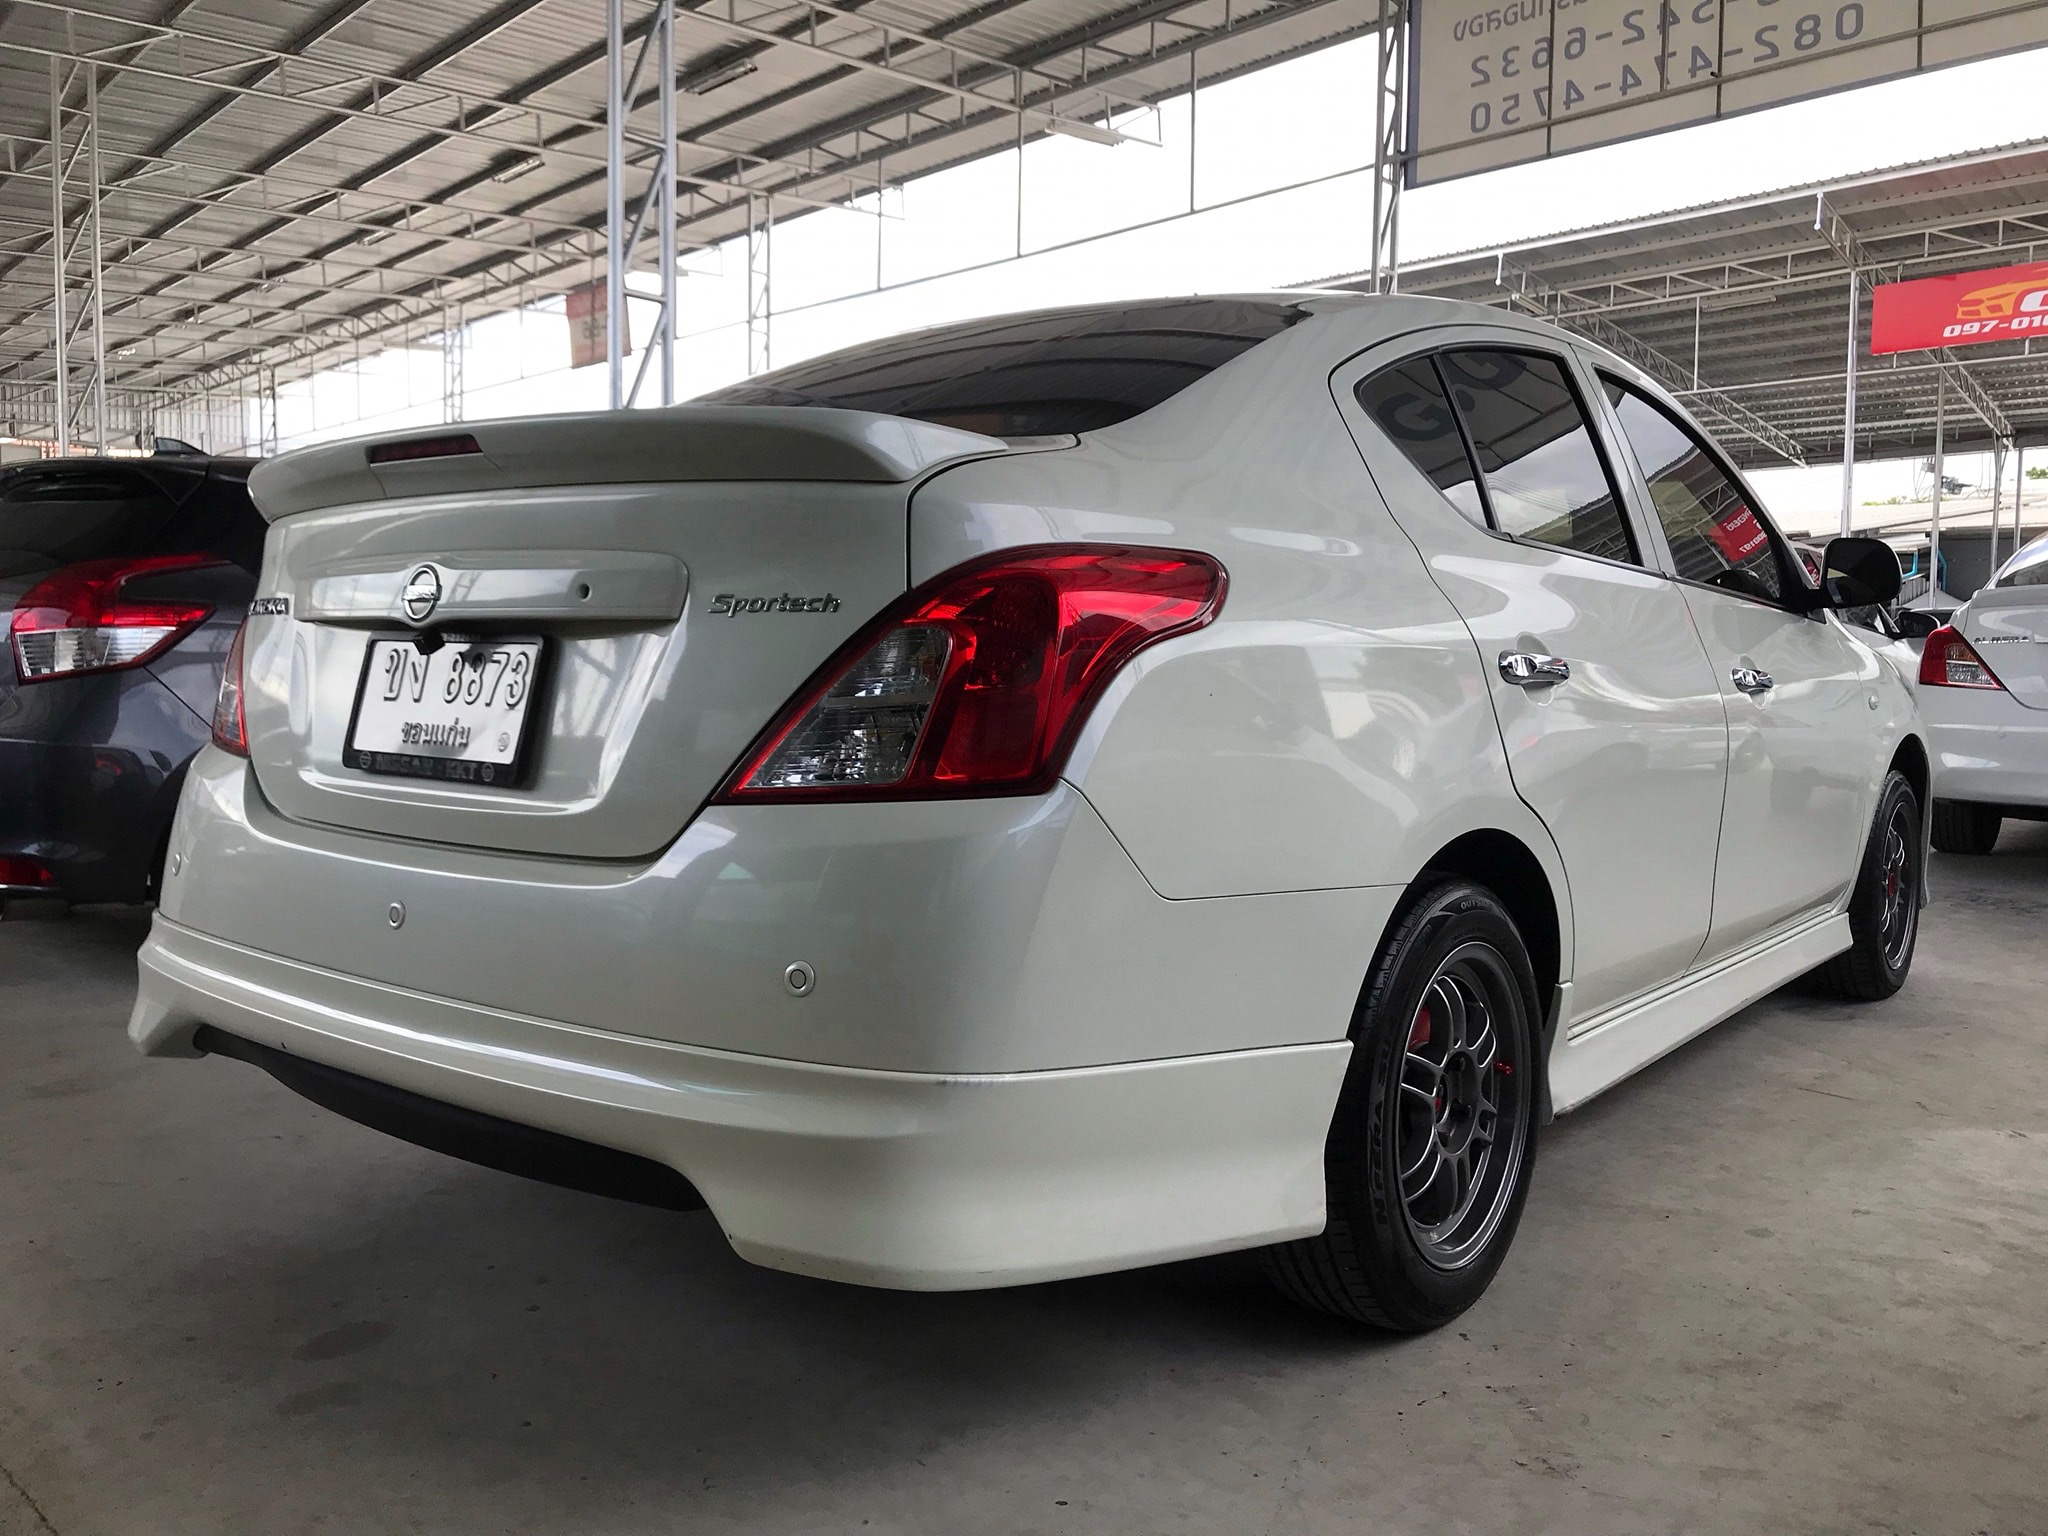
[247,406,1007,522]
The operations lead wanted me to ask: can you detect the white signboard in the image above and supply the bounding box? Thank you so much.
[1409,0,2048,185]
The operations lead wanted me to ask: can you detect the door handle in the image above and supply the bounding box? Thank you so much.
[1732,665,1774,694]
[1499,651,1571,688]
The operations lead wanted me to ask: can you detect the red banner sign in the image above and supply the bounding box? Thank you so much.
[1707,505,1768,565]
[1870,260,2048,355]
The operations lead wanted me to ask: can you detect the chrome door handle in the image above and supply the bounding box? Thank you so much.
[1732,665,1774,694]
[1499,651,1571,688]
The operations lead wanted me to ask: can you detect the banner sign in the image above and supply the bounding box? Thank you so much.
[565,280,619,370]
[1869,261,2048,354]
[1707,504,1769,564]
[1409,0,2048,187]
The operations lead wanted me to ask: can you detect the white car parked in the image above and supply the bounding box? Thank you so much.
[132,295,1926,1330]
[1917,529,2048,852]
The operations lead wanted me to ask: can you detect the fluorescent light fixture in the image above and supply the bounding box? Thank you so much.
[683,57,757,94]
[360,227,393,245]
[490,154,546,184]
[1043,115,1125,147]
[1699,290,1778,312]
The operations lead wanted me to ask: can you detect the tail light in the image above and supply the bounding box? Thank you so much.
[9,553,221,683]
[1918,625,2005,690]
[716,545,1227,801]
[211,619,250,755]
[0,855,56,891]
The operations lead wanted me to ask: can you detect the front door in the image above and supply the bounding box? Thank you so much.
[1594,371,1875,962]
[1338,340,1730,1020]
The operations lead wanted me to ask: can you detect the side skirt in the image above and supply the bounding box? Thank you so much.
[1546,912,1851,1115]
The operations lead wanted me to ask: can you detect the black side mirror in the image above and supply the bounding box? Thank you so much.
[1895,608,1944,639]
[1820,536,1902,609]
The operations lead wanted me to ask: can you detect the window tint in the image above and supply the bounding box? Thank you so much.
[0,466,174,576]
[1354,357,1487,528]
[1601,377,1787,604]
[696,298,1306,438]
[1997,535,2048,588]
[1438,350,1637,564]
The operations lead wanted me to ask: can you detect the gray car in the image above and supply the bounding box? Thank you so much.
[1,450,261,907]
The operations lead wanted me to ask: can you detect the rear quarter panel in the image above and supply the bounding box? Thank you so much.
[907,315,1567,941]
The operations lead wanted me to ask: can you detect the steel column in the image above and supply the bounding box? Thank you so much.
[48,58,68,455]
[442,305,464,424]
[605,0,627,410]
[656,0,677,406]
[88,66,108,454]
[1840,268,1858,538]
[1369,0,1406,293]
[747,193,772,377]
[2012,443,2025,577]
[1929,374,1945,606]
[1988,441,2006,574]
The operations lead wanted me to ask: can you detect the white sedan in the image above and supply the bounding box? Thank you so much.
[1916,529,2048,852]
[132,294,1925,1331]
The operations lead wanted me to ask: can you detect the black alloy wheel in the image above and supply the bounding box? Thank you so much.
[1263,879,1539,1331]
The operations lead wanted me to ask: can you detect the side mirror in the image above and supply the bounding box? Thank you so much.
[1820,536,1902,609]
[1894,608,1944,640]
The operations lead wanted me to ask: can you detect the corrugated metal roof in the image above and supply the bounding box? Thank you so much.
[1317,141,2048,469]
[0,0,1374,436]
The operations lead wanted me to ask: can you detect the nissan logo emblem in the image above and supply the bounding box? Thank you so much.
[401,565,442,624]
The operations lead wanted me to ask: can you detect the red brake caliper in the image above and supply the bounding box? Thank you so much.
[1409,1005,1444,1115]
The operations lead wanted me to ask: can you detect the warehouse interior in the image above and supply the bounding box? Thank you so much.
[3,1,2046,1532]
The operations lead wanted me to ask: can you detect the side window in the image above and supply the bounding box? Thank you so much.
[1601,377,1791,606]
[1437,350,1638,566]
[1354,357,1488,529]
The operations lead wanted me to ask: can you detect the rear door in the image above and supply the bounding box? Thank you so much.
[1591,368,1876,963]
[1336,336,1729,1020]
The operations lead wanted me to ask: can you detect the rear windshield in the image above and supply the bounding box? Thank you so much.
[0,460,260,577]
[696,298,1308,438]
[1996,535,2048,588]
[0,466,177,575]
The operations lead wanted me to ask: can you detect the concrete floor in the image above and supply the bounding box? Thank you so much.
[2,840,2044,1536]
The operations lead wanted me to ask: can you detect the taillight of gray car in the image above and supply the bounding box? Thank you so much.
[0,457,261,904]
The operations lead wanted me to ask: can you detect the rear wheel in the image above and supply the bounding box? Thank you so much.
[1812,770,1922,1001]
[1929,798,2001,855]
[1261,880,1539,1331]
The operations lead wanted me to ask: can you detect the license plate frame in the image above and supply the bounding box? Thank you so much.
[342,633,549,787]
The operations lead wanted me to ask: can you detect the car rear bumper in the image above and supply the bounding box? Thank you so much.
[1921,687,2048,808]
[133,915,1349,1289]
[0,667,209,903]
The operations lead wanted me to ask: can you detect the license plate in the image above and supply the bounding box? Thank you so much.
[344,636,545,785]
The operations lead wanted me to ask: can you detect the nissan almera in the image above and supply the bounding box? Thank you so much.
[132,294,1925,1329]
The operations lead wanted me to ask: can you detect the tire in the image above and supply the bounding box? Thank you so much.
[1812,770,1923,1002]
[1929,798,2000,855]
[1261,879,1540,1331]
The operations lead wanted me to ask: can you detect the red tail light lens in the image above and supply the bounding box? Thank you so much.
[1918,625,2005,690]
[9,553,221,683]
[0,855,56,890]
[211,618,250,756]
[717,545,1227,801]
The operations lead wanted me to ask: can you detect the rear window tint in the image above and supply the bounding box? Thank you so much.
[0,468,175,574]
[1354,356,1488,528]
[1997,536,2048,588]
[696,298,1307,437]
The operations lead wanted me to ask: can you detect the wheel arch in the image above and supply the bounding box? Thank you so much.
[1889,731,1929,806]
[1887,731,1932,903]
[1398,827,1568,1121]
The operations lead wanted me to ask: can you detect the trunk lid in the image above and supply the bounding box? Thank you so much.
[239,408,1002,859]
[1963,584,2048,710]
